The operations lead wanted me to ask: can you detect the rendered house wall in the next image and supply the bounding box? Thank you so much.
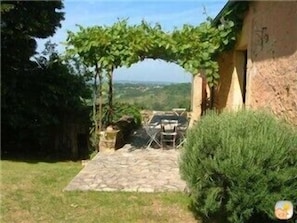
[246,1,297,125]
[213,1,297,125]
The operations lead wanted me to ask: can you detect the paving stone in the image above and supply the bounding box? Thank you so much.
[137,187,155,193]
[101,187,118,192]
[64,144,187,193]
[121,187,139,192]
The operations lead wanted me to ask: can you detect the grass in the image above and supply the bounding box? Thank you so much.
[1,158,197,223]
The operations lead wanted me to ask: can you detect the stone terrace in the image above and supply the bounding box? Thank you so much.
[64,145,186,192]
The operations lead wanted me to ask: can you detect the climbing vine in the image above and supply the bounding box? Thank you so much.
[65,3,248,147]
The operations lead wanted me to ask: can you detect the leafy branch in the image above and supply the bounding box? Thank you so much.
[64,7,247,146]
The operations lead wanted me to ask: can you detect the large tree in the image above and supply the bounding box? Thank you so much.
[1,1,64,66]
[1,1,66,154]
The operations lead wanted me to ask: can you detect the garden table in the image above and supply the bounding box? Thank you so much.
[172,108,187,116]
[144,113,189,149]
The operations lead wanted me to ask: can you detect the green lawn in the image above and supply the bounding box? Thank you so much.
[1,159,197,223]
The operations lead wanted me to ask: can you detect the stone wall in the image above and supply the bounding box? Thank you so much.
[213,1,297,125]
[247,1,297,125]
[215,51,236,110]
[190,74,202,126]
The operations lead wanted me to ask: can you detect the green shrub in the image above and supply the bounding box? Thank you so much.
[179,109,297,223]
[89,103,142,150]
[101,102,142,128]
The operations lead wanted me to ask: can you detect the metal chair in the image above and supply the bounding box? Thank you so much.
[176,125,188,149]
[160,119,178,149]
[144,122,161,149]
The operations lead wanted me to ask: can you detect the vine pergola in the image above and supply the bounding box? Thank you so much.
[64,4,247,147]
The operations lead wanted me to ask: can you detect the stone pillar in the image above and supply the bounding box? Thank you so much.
[99,126,120,153]
[189,74,203,128]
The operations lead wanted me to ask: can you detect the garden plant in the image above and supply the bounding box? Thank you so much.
[179,109,297,223]
[65,3,248,147]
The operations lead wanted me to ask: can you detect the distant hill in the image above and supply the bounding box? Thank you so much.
[114,82,191,111]
[114,79,190,85]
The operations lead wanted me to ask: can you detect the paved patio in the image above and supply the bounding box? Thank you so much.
[64,144,187,192]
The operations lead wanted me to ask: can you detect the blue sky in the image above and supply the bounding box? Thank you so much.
[37,0,227,83]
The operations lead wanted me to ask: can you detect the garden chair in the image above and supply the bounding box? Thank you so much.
[176,125,188,149]
[144,122,161,149]
[160,119,178,149]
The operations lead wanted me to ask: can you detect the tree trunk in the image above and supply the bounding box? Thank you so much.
[210,86,215,109]
[98,72,103,132]
[70,123,78,160]
[107,67,114,125]
[93,72,98,137]
[95,63,102,133]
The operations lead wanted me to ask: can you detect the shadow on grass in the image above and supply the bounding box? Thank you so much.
[1,147,91,163]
